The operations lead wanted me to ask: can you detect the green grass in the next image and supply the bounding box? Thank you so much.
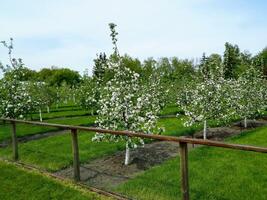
[0,131,124,172]
[30,109,91,120]
[0,116,96,142]
[158,117,198,136]
[115,126,267,200]
[0,160,106,200]
[160,104,182,116]
[158,115,231,138]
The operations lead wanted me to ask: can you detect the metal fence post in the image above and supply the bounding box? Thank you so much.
[71,129,80,181]
[11,121,18,161]
[179,142,189,200]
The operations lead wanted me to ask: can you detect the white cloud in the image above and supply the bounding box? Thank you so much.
[0,0,266,75]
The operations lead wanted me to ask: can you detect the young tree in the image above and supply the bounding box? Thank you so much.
[77,77,100,115]
[58,82,71,105]
[27,82,53,121]
[93,60,162,165]
[0,38,32,119]
[232,66,266,128]
[92,23,163,165]
[178,60,232,139]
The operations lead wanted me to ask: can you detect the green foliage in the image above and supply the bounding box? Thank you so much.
[223,42,241,79]
[92,52,108,81]
[253,47,267,77]
[77,76,100,113]
[141,57,157,80]
[199,53,223,79]
[121,54,143,74]
[47,68,81,86]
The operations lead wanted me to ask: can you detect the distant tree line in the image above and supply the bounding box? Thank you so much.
[8,66,81,87]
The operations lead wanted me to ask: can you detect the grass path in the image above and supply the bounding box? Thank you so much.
[0,160,107,200]
[0,115,96,142]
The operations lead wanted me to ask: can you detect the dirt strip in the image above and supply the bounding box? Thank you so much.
[56,141,180,189]
[194,119,267,140]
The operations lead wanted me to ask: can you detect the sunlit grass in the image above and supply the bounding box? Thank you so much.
[115,126,267,200]
[0,160,107,200]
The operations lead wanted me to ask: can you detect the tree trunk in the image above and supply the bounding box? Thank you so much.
[124,144,130,165]
[203,120,207,140]
[244,117,247,128]
[47,106,50,113]
[39,109,43,122]
[91,110,94,116]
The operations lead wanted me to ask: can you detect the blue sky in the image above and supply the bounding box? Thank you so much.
[0,0,267,75]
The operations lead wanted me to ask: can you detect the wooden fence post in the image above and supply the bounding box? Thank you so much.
[11,121,18,161]
[71,129,80,181]
[179,142,189,200]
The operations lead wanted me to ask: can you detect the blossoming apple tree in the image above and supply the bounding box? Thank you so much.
[177,59,233,139]
[232,66,266,128]
[0,38,32,119]
[77,76,100,115]
[93,59,163,165]
[92,23,163,165]
[27,81,54,121]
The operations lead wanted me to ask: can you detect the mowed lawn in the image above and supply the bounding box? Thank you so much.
[0,117,189,171]
[0,115,96,142]
[158,117,198,136]
[0,161,107,200]
[115,126,267,200]
[0,131,125,171]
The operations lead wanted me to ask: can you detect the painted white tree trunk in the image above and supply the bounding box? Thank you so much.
[203,120,207,140]
[91,110,94,116]
[125,144,130,165]
[244,117,247,128]
[124,103,130,166]
[47,106,50,113]
[39,109,43,122]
